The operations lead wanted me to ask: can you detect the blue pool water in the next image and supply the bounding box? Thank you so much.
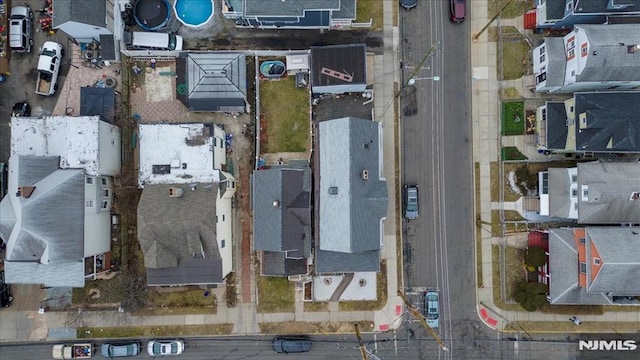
[174,0,214,27]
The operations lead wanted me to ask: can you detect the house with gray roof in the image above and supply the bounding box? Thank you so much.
[316,117,387,273]
[549,227,640,305]
[252,160,311,277]
[223,0,356,29]
[542,161,640,223]
[533,24,640,93]
[176,52,247,112]
[534,0,640,31]
[137,123,236,286]
[0,116,121,287]
[52,0,120,61]
[536,91,640,154]
[311,44,367,95]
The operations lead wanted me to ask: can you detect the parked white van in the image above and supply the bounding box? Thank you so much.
[128,32,183,51]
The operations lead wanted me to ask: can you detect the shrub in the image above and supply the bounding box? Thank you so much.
[514,281,548,311]
[525,247,546,268]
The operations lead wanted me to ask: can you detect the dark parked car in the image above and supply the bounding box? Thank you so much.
[272,337,312,354]
[401,0,417,10]
[100,343,140,358]
[450,0,466,23]
[0,271,13,308]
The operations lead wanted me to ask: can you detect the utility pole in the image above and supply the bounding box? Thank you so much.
[397,291,449,352]
[354,323,381,360]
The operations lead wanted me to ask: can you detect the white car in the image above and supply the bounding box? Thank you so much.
[147,340,184,356]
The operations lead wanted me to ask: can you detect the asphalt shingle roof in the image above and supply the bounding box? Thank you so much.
[577,24,640,82]
[544,102,569,150]
[52,0,106,28]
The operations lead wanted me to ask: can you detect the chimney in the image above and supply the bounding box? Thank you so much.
[168,187,184,198]
[361,169,369,180]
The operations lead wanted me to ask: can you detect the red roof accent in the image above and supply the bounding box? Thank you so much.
[524,9,537,30]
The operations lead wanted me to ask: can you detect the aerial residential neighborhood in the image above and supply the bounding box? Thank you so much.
[0,0,639,359]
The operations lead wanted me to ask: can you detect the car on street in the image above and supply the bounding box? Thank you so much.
[424,290,439,329]
[100,343,141,358]
[272,337,312,354]
[147,340,184,356]
[450,0,466,23]
[400,0,417,10]
[404,184,419,220]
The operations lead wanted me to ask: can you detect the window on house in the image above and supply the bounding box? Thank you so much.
[571,189,578,196]
[222,214,225,221]
[593,258,600,265]
[569,106,574,112]
[216,215,219,223]
[101,201,109,209]
[579,262,587,274]
[541,108,547,120]
[103,189,110,198]
[539,53,545,63]
[536,72,547,84]
[571,174,578,182]
[579,237,586,245]
[221,239,225,248]
[101,177,108,185]
[567,48,575,59]
[86,177,93,184]
[570,70,575,77]
[582,187,589,199]
[574,202,578,211]
[581,43,588,57]
[85,200,94,208]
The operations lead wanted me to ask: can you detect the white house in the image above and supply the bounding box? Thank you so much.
[137,123,236,286]
[533,24,640,93]
[0,116,121,287]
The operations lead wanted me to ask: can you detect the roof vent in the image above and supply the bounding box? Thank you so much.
[328,186,338,195]
[273,200,280,208]
[363,143,370,150]
[630,192,640,201]
[168,187,184,198]
[361,169,369,180]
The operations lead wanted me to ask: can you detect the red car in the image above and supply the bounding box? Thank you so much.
[450,0,465,23]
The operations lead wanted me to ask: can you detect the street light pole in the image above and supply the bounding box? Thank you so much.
[408,76,440,86]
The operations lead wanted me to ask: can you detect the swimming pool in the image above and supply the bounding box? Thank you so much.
[174,0,214,28]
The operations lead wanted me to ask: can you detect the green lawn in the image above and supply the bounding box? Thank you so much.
[356,0,383,30]
[256,275,295,313]
[260,77,310,153]
[501,147,528,161]
[501,101,525,135]
[500,37,531,80]
[78,324,233,338]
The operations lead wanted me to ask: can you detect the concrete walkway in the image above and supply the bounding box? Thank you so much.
[470,3,640,332]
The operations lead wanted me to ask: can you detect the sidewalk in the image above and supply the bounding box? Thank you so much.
[0,1,403,343]
[470,3,640,332]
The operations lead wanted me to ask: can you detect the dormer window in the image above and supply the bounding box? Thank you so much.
[593,258,601,265]
[581,185,589,201]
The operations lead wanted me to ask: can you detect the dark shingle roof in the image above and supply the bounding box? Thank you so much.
[137,184,222,285]
[261,251,307,276]
[545,102,569,150]
[176,52,247,112]
[574,0,640,13]
[52,0,106,28]
[245,0,343,16]
[573,92,640,152]
[544,0,567,20]
[311,44,367,89]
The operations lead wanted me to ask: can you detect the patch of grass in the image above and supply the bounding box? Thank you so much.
[72,278,125,305]
[487,26,499,42]
[501,102,525,135]
[504,210,525,222]
[507,320,640,334]
[501,147,528,161]
[77,324,233,338]
[500,36,531,80]
[260,77,310,153]
[356,0,383,30]
[491,210,502,237]
[505,247,526,301]
[502,87,521,100]
[339,261,387,311]
[491,162,522,202]
[257,276,295,313]
[148,288,216,308]
[304,302,329,312]
[488,0,535,19]
[540,304,603,315]
[260,321,374,334]
[492,246,524,311]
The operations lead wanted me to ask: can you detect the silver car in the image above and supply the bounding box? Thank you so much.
[425,290,439,329]
[404,185,419,220]
[9,6,33,53]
